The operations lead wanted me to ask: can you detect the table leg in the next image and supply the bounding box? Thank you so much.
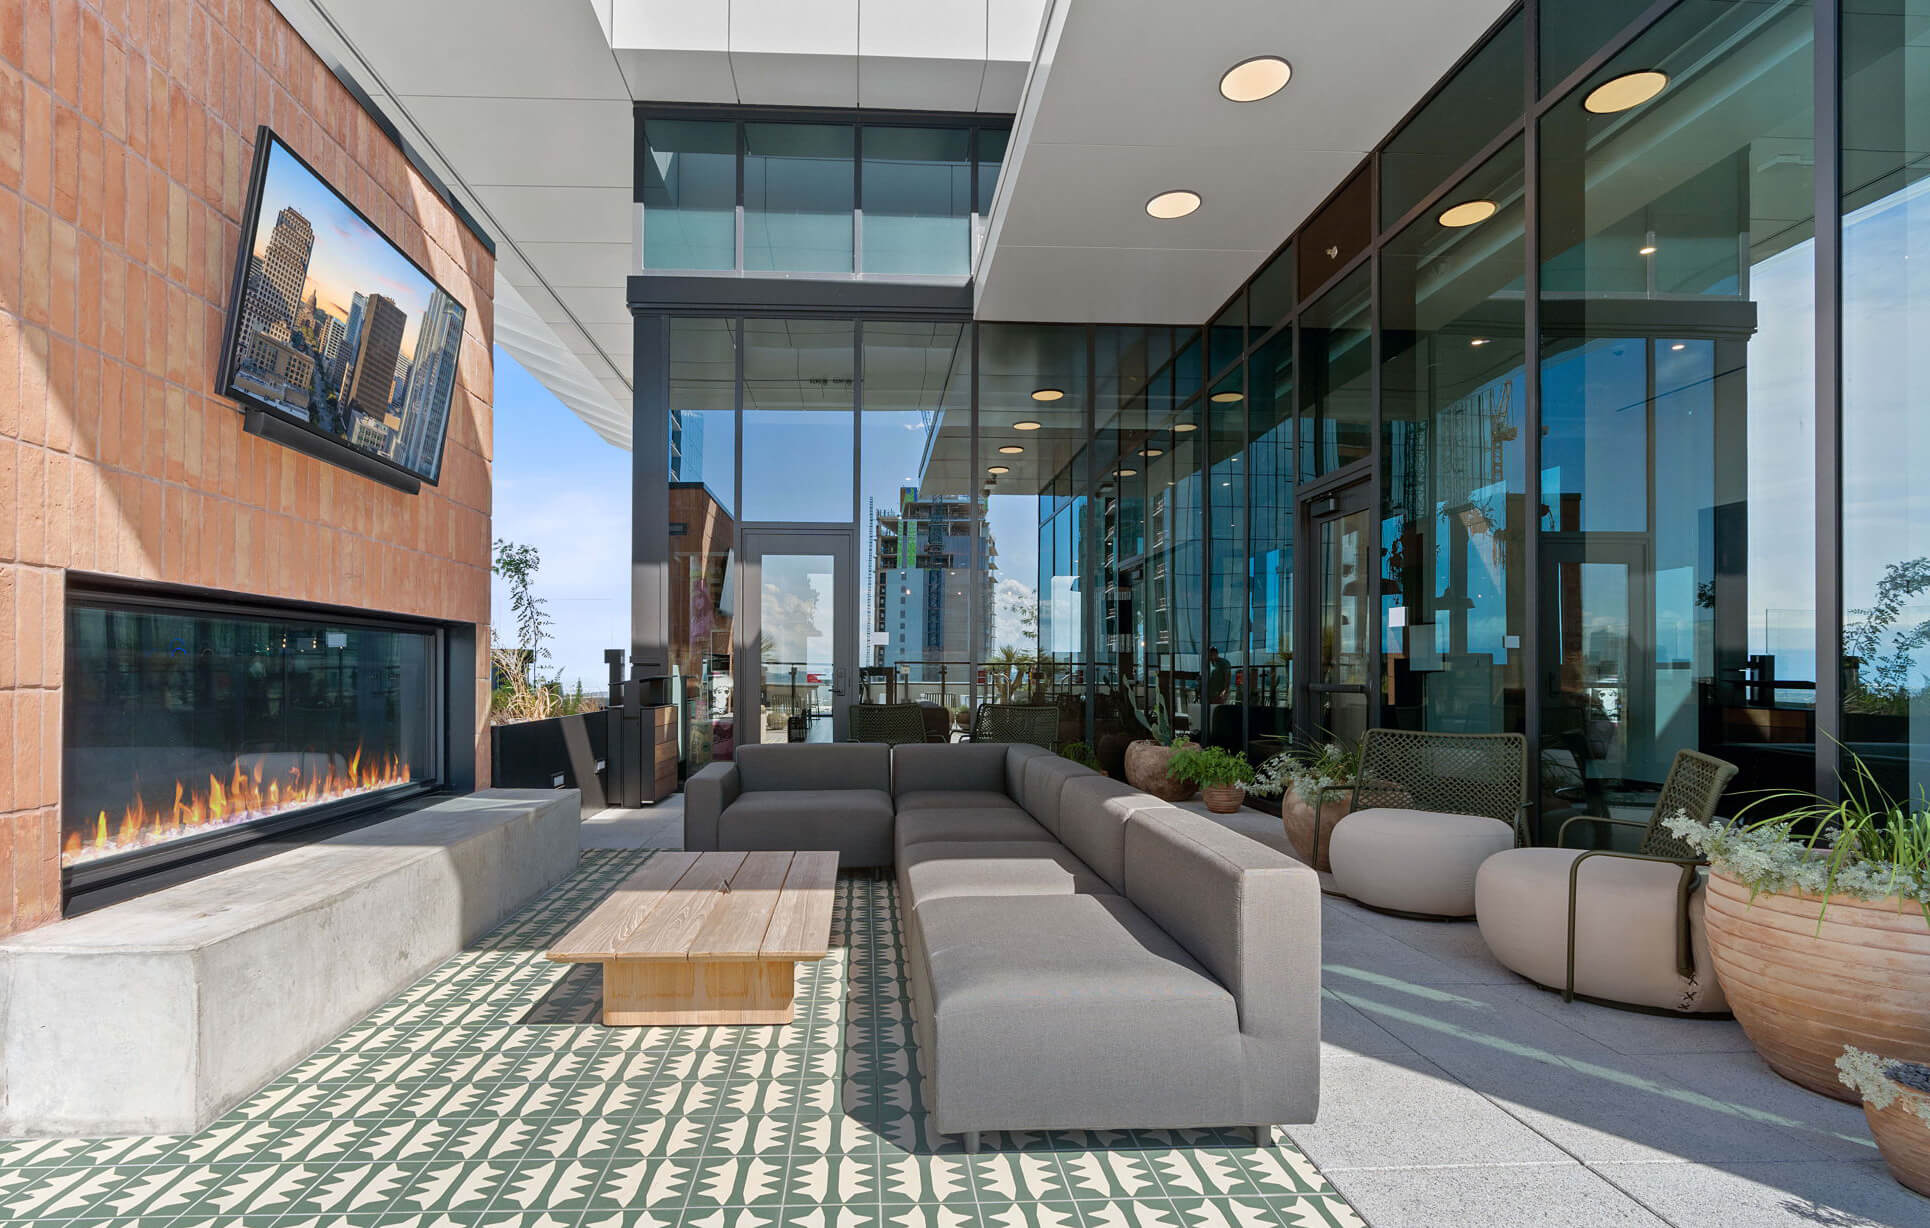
[601,959,799,1025]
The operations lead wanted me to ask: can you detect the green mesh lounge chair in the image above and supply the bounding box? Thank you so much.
[964,703,1060,748]
[1475,749,1739,1014]
[1325,729,1530,919]
[850,703,932,747]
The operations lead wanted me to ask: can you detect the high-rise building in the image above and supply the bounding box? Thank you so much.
[330,293,366,396]
[342,294,405,421]
[237,206,314,354]
[669,408,704,483]
[871,489,991,686]
[395,288,463,476]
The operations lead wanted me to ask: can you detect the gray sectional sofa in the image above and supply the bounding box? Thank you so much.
[683,740,1321,1150]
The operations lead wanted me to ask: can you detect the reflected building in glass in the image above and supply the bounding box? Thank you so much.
[630,2,1930,821]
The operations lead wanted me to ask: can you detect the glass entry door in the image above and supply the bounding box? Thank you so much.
[1300,478,1376,745]
[737,529,855,744]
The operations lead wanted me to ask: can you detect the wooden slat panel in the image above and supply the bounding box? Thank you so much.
[547,852,702,962]
[761,852,839,960]
[614,851,746,960]
[688,852,794,960]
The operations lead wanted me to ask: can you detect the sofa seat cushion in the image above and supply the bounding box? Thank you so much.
[1327,807,1515,917]
[895,807,1055,852]
[915,894,1244,1133]
[717,788,895,868]
[901,841,1117,908]
[895,790,1020,812]
[1475,847,1726,1014]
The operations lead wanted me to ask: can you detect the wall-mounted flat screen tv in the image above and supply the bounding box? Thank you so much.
[217,127,464,487]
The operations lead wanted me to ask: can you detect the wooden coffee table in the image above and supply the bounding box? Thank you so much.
[548,851,838,1026]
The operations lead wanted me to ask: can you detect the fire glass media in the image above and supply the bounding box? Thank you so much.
[61,596,438,870]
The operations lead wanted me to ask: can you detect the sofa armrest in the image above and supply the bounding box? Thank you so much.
[684,761,740,851]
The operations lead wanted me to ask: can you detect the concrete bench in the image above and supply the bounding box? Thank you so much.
[0,789,580,1136]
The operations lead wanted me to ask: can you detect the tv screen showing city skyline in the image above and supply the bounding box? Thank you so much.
[219,129,465,484]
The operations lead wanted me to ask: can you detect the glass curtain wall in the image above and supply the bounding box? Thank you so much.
[860,322,974,723]
[1380,140,1528,738]
[978,324,1089,746]
[1538,0,1817,828]
[667,319,738,771]
[639,114,1009,278]
[741,319,856,522]
[1840,0,1930,799]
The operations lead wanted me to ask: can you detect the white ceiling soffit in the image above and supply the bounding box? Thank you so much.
[596,0,1048,112]
[277,0,637,446]
[975,0,1518,325]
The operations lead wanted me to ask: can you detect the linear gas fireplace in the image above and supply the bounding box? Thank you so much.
[62,587,447,904]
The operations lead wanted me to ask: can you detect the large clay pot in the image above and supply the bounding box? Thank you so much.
[1862,1081,1930,1198]
[1201,785,1245,814]
[1124,739,1198,802]
[1704,870,1930,1102]
[1281,792,1353,872]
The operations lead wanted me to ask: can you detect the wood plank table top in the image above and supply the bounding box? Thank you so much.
[546,851,838,1025]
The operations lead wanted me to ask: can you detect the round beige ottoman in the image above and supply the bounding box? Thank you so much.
[1475,847,1726,1013]
[1327,807,1514,918]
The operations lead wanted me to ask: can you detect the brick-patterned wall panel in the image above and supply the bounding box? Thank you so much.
[0,0,496,935]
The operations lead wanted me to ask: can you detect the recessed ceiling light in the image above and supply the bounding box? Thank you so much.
[1142,448,1164,457]
[1219,56,1292,103]
[1584,70,1668,115]
[1639,244,1658,255]
[1210,391,1244,403]
[1438,199,1498,228]
[1670,343,1686,351]
[998,444,1024,455]
[1031,387,1065,402]
[1013,420,1043,430]
[1118,467,1139,477]
[1470,338,1490,347]
[1173,422,1199,432]
[1146,190,1202,220]
[986,465,1010,474]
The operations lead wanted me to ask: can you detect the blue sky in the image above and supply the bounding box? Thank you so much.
[490,349,630,692]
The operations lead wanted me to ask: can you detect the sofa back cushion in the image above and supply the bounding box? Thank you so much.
[1056,776,1156,891]
[890,742,1011,799]
[1004,743,1054,800]
[1122,806,1318,1047]
[735,743,890,793]
[1018,754,1099,836]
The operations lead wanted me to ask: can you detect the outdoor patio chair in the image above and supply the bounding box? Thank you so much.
[963,703,1060,748]
[850,702,932,747]
[1475,749,1739,1014]
[1325,729,1529,919]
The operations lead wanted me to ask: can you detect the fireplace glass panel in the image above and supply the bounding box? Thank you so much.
[62,600,437,868]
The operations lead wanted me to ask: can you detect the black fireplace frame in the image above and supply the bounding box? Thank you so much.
[60,575,478,913]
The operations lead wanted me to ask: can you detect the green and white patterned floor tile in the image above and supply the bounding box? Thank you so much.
[0,849,1362,1228]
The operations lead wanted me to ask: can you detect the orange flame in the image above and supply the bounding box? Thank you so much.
[62,747,411,866]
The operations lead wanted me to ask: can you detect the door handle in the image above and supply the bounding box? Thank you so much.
[833,667,848,697]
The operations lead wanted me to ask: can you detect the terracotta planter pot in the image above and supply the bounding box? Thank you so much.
[1703,871,1930,1102]
[1124,739,1198,802]
[1863,1088,1930,1198]
[1280,793,1353,872]
[1201,785,1245,814]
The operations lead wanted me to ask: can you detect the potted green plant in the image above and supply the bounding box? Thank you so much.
[1166,745,1255,814]
[1122,688,1199,802]
[1666,753,1930,1101]
[1838,1047,1930,1197]
[1247,738,1373,872]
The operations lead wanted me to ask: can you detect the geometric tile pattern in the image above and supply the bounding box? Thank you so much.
[0,849,1362,1228]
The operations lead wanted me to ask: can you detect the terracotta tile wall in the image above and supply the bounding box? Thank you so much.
[0,0,496,935]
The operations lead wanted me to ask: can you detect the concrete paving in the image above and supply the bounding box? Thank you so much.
[591,791,1922,1227]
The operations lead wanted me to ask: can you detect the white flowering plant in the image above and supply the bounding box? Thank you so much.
[1662,749,1930,928]
[1837,1046,1930,1123]
[1246,738,1366,806]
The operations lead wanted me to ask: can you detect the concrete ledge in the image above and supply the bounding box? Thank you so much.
[0,789,581,1136]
